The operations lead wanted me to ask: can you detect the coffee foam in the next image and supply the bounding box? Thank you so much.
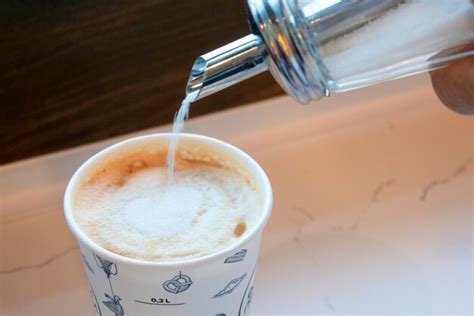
[73,144,262,262]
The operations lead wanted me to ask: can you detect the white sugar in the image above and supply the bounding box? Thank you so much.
[319,0,473,83]
[166,94,193,180]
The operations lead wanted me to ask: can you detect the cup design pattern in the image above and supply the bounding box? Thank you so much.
[83,247,256,315]
[93,254,124,315]
[162,271,194,294]
[103,293,124,316]
[80,244,260,315]
[212,273,247,299]
[95,254,117,279]
[224,249,247,264]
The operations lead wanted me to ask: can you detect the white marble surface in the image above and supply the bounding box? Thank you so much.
[1,75,473,315]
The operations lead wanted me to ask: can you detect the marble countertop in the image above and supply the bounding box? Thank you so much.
[1,75,473,315]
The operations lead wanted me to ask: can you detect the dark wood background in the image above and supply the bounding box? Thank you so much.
[1,0,283,164]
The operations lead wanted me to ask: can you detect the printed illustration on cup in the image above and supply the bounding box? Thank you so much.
[163,271,193,294]
[94,254,124,315]
[94,254,118,279]
[212,273,247,299]
[103,293,124,316]
[224,249,247,264]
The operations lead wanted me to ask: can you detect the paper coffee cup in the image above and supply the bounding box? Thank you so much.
[64,133,273,315]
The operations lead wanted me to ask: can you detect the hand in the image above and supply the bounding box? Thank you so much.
[430,56,474,115]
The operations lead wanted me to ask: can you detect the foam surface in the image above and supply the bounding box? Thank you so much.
[73,152,262,262]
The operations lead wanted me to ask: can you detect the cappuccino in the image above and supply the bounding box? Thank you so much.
[73,141,262,262]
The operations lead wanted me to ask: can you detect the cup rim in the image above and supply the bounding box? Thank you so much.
[64,133,273,267]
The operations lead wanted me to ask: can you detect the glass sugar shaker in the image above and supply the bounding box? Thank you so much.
[186,0,474,104]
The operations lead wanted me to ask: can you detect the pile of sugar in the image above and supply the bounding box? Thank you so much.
[74,161,261,261]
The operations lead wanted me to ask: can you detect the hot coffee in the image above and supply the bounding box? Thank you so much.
[73,140,262,262]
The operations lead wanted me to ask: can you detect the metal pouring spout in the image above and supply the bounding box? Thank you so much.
[185,34,268,102]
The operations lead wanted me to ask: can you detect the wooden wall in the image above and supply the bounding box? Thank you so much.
[1,0,283,164]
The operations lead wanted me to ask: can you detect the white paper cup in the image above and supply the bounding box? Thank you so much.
[64,133,272,316]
